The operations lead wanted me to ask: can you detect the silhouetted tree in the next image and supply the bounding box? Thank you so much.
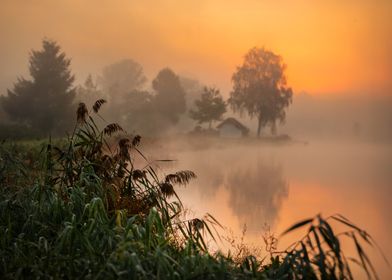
[180,76,204,112]
[99,59,147,122]
[189,87,226,128]
[229,47,293,136]
[123,89,156,134]
[99,59,147,100]
[76,74,103,107]
[1,39,76,135]
[116,69,188,135]
[152,68,186,124]
[0,106,7,123]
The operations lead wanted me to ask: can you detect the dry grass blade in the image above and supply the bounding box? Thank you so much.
[352,233,378,280]
[92,99,107,113]
[332,214,390,267]
[281,217,314,236]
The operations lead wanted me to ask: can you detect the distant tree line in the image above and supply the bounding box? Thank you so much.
[0,39,292,138]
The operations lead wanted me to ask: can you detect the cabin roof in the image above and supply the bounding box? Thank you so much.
[216,117,249,133]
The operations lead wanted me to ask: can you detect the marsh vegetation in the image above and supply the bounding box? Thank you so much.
[0,100,388,279]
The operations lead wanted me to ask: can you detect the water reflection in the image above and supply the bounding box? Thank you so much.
[161,146,289,231]
[186,152,225,198]
[225,160,288,230]
[151,140,392,278]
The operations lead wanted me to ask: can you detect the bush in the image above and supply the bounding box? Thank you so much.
[0,123,42,140]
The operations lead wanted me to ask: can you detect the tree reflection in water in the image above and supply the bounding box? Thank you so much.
[156,147,289,232]
[225,159,289,231]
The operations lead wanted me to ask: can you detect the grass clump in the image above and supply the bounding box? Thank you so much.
[0,101,385,279]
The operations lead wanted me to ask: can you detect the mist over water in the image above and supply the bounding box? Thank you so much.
[144,137,392,278]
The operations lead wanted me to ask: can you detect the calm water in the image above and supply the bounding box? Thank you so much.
[146,138,392,278]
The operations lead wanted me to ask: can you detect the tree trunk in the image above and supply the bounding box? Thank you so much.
[271,120,277,136]
[257,114,263,137]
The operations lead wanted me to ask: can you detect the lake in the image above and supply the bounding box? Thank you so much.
[144,137,392,279]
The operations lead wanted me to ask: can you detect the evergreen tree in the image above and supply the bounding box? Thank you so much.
[1,39,76,135]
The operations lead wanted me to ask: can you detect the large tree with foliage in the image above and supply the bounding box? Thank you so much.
[99,59,147,100]
[1,39,76,135]
[152,68,186,124]
[76,74,103,107]
[229,47,293,136]
[99,59,147,122]
[189,87,226,128]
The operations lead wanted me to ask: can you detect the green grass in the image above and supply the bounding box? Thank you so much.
[0,101,385,279]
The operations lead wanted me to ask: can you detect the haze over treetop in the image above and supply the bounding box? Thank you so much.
[0,0,391,96]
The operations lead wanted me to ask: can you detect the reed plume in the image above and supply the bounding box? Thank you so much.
[77,102,88,123]
[93,99,107,113]
[103,123,123,136]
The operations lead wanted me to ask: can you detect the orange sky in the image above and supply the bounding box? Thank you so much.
[0,0,391,97]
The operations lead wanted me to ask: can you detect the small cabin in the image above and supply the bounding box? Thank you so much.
[216,118,249,138]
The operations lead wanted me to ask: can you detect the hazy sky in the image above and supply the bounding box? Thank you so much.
[0,0,391,97]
